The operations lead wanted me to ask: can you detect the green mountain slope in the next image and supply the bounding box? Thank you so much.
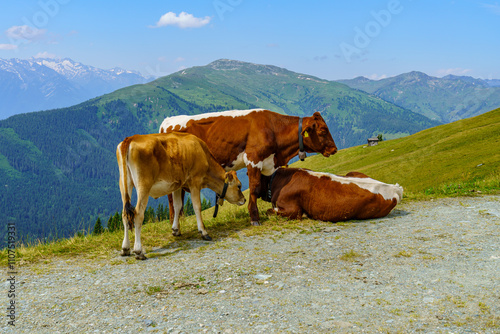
[122,60,438,148]
[293,107,500,196]
[338,72,500,123]
[0,59,438,247]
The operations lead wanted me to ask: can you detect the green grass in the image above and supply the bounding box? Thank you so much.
[1,196,330,266]
[293,107,500,198]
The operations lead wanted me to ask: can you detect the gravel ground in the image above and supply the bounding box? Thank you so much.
[3,195,500,333]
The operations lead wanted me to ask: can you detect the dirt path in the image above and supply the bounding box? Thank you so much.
[3,196,500,333]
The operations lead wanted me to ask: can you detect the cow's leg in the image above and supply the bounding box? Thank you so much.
[191,188,211,241]
[171,188,183,236]
[276,198,303,220]
[276,205,303,220]
[120,178,134,256]
[168,190,185,223]
[132,189,149,260]
[167,194,175,222]
[246,166,263,226]
[121,209,131,256]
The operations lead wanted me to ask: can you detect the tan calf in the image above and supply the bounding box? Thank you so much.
[116,132,246,260]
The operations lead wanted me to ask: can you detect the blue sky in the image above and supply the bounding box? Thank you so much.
[1,0,499,80]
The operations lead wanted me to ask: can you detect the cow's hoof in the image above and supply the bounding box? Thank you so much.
[121,248,130,256]
[172,229,181,236]
[134,253,147,260]
[251,221,261,226]
[201,234,212,241]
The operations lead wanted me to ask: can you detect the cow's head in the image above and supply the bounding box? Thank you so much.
[301,112,337,157]
[219,171,246,206]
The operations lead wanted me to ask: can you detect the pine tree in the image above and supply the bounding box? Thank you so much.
[107,212,120,232]
[201,198,212,211]
[157,203,164,221]
[93,217,104,235]
[184,197,195,216]
[107,215,114,232]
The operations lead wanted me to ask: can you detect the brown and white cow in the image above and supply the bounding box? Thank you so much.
[159,109,337,225]
[116,132,246,260]
[259,168,403,222]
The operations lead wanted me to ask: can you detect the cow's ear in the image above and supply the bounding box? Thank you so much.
[302,125,313,137]
[225,171,234,182]
[313,111,322,119]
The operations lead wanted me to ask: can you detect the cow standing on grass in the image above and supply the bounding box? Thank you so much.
[116,132,246,260]
[160,109,337,226]
[259,168,403,221]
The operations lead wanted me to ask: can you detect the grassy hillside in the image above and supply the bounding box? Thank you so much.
[293,107,500,197]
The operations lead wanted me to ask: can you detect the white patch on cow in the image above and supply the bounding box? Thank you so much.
[228,152,247,171]
[227,152,276,176]
[244,153,264,170]
[244,153,276,176]
[306,170,404,202]
[159,109,265,132]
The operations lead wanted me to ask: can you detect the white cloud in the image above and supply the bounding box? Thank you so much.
[34,51,58,59]
[152,12,211,29]
[436,68,472,77]
[6,25,46,41]
[482,2,500,15]
[0,44,18,50]
[174,57,185,63]
[368,73,388,80]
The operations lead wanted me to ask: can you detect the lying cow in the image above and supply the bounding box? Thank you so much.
[259,168,403,222]
[159,109,338,226]
[116,132,246,260]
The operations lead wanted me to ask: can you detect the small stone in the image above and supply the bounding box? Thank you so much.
[253,274,272,280]
[144,319,156,327]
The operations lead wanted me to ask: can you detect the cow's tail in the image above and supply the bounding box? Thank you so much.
[117,138,135,230]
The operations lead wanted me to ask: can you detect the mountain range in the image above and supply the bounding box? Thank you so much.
[0,57,150,119]
[338,72,500,123]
